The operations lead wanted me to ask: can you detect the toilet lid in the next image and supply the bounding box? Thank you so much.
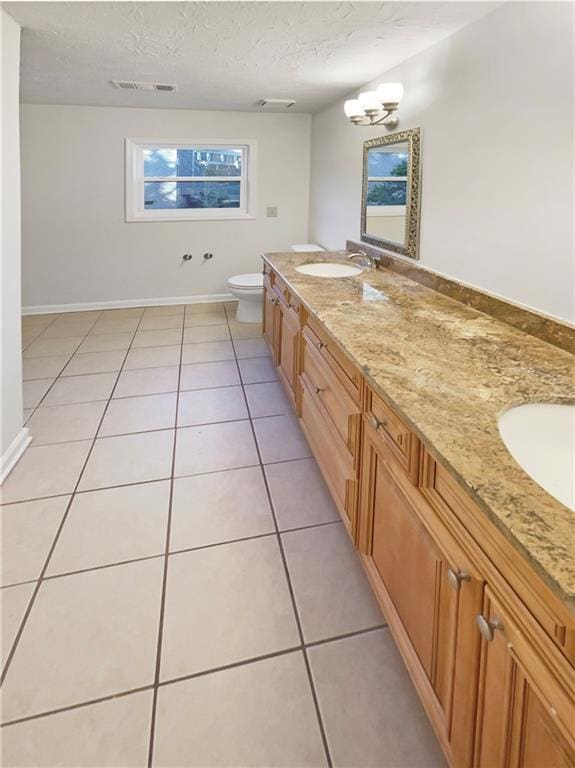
[227,273,264,290]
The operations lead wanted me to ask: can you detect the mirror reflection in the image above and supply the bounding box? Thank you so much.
[365,144,408,245]
[361,128,421,259]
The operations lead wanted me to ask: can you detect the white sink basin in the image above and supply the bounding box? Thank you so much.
[498,403,575,511]
[296,262,363,278]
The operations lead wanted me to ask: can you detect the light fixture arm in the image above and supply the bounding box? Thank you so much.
[350,106,399,130]
[372,105,399,125]
[344,83,403,131]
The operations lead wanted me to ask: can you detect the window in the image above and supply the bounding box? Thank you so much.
[126,139,256,221]
[366,149,408,210]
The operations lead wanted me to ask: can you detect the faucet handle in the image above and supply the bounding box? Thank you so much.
[348,251,377,269]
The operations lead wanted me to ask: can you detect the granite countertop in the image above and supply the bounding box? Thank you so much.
[262,250,575,611]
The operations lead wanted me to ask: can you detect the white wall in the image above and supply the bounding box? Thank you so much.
[309,2,574,323]
[1,10,27,476]
[20,105,311,310]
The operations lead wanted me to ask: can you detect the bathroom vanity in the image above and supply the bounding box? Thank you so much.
[262,250,575,768]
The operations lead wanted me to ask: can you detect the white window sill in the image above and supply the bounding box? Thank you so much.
[126,212,257,223]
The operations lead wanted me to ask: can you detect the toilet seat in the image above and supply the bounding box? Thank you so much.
[227,273,263,291]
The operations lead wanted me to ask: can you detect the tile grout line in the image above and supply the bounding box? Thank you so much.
[0,684,156,729]
[0,451,319,508]
[21,353,276,434]
[225,305,334,768]
[0,310,146,687]
[146,313,185,768]
[1,622,390,730]
[20,312,65,351]
[1,519,344,590]
[24,407,299,449]
[21,312,104,421]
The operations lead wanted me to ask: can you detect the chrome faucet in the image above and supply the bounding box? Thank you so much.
[347,250,379,269]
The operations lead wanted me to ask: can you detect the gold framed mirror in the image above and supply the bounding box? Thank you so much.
[360,127,421,259]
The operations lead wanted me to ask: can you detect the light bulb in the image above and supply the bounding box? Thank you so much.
[377,82,404,105]
[344,99,365,118]
[358,91,381,112]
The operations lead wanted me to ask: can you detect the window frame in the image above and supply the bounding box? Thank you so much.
[366,178,407,219]
[125,138,257,222]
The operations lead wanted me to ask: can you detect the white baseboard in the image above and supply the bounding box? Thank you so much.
[22,293,235,316]
[1,428,32,484]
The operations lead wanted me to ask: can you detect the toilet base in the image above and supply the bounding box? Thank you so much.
[235,297,262,323]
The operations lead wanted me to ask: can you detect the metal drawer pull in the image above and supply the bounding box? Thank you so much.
[316,341,326,350]
[446,568,470,592]
[370,415,388,431]
[271,297,279,305]
[314,386,324,395]
[476,614,502,642]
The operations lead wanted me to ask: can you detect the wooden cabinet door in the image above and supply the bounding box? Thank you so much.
[448,559,485,768]
[263,284,278,362]
[369,454,447,676]
[474,588,575,768]
[359,425,485,764]
[512,679,574,768]
[277,302,299,406]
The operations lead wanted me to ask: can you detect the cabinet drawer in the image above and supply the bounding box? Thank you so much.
[300,379,357,531]
[364,386,419,482]
[301,336,361,460]
[303,316,362,403]
[273,275,301,325]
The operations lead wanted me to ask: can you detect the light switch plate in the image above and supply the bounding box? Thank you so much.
[266,206,278,218]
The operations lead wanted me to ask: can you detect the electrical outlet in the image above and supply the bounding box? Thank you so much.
[266,206,278,218]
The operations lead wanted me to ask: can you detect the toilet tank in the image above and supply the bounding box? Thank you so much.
[290,244,325,252]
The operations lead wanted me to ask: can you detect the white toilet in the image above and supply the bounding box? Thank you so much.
[227,244,324,324]
[227,273,265,323]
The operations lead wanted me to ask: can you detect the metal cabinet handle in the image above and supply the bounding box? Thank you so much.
[446,568,470,592]
[370,415,388,431]
[476,614,502,642]
[316,341,326,350]
[271,297,279,305]
[314,386,324,395]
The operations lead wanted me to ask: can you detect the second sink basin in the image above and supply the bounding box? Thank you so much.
[296,262,363,278]
[498,403,575,511]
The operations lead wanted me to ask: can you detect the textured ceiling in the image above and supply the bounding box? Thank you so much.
[6,1,498,112]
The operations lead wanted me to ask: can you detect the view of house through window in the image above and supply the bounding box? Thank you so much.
[143,147,243,210]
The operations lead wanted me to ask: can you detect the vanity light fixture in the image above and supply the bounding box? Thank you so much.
[344,82,404,130]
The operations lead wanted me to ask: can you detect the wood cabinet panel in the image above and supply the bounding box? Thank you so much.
[421,452,575,666]
[263,282,278,361]
[359,418,487,767]
[370,455,441,675]
[277,300,300,408]
[515,683,574,767]
[301,336,361,461]
[300,378,357,532]
[303,317,362,403]
[364,386,420,482]
[474,588,575,768]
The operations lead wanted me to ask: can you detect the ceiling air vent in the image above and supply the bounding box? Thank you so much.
[110,81,177,92]
[256,98,296,109]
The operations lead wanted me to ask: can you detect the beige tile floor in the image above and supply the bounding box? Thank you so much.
[1,302,445,767]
